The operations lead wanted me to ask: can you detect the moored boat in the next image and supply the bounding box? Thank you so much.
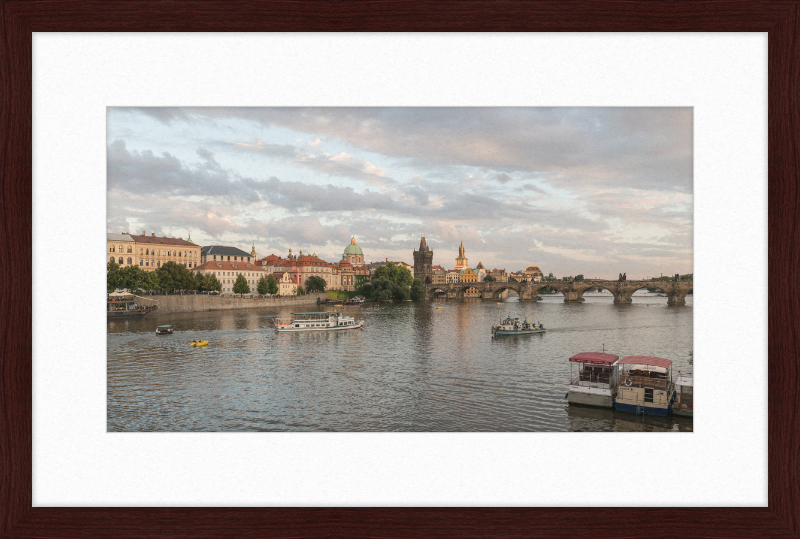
[190,340,208,347]
[155,325,173,335]
[107,292,157,318]
[491,314,545,336]
[614,356,676,416]
[566,352,620,408]
[673,376,693,418]
[274,312,363,332]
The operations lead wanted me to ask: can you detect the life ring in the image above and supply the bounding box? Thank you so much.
[625,377,632,387]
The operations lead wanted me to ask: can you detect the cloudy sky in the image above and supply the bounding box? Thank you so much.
[107,107,692,278]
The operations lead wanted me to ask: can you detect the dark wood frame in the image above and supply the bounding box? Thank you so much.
[1,1,797,537]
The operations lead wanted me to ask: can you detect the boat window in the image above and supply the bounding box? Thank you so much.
[644,388,654,403]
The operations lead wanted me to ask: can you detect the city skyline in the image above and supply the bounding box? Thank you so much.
[107,107,693,278]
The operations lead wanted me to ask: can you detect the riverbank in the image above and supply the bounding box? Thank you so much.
[142,292,325,314]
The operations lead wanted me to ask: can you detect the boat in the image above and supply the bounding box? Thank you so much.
[566,352,620,408]
[190,340,208,347]
[491,314,545,336]
[615,356,676,416]
[435,306,442,309]
[155,325,173,335]
[107,292,157,318]
[673,376,693,418]
[274,312,363,332]
[496,302,504,305]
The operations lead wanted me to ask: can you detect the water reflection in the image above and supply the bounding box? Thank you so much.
[108,294,692,432]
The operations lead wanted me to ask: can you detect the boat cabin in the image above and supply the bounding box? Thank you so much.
[155,325,173,335]
[615,356,676,416]
[274,312,361,332]
[567,352,620,408]
[673,376,693,418]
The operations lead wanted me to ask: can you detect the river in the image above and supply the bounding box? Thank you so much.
[107,291,693,432]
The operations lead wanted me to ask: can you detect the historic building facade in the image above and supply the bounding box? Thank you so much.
[413,236,434,284]
[343,237,365,266]
[109,231,200,271]
[524,264,544,282]
[192,259,266,295]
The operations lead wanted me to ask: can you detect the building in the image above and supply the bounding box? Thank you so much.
[432,265,447,285]
[200,245,254,264]
[413,236,434,284]
[193,259,266,295]
[343,237,365,266]
[455,240,468,271]
[107,233,136,267]
[121,231,200,271]
[460,267,478,283]
[446,269,461,283]
[273,272,297,296]
[524,264,544,282]
[474,261,487,282]
[488,268,508,282]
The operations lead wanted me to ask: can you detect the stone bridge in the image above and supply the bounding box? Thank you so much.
[425,280,693,305]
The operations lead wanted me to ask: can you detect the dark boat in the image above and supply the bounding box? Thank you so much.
[155,325,174,335]
[107,293,157,318]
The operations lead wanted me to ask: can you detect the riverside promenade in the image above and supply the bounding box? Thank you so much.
[142,292,325,314]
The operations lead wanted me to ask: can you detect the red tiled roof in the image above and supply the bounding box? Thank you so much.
[130,234,196,246]
[569,352,619,365]
[194,261,265,272]
[617,356,673,369]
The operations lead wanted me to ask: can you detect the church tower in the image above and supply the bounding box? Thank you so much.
[413,235,434,284]
[455,239,468,271]
[250,238,257,260]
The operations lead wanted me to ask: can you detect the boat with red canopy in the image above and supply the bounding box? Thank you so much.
[566,352,621,408]
[615,356,676,416]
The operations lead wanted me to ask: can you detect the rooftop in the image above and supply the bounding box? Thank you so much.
[129,233,195,246]
[194,261,265,272]
[200,245,252,257]
[107,233,134,242]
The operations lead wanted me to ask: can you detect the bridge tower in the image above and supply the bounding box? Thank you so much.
[413,236,434,284]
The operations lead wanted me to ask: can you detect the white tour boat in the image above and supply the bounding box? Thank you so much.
[274,312,363,332]
[566,352,621,408]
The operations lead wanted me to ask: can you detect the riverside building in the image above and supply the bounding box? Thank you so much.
[108,231,200,271]
[193,260,266,295]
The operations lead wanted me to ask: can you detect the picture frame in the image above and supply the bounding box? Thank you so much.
[2,1,797,537]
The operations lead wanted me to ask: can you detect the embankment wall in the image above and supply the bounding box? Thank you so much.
[144,293,324,314]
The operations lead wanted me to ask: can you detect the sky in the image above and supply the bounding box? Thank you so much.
[107,107,693,279]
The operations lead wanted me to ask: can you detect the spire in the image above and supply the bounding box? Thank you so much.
[418,235,429,252]
[458,239,465,258]
[250,237,257,258]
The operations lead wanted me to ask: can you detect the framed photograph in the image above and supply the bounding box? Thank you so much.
[3,1,798,537]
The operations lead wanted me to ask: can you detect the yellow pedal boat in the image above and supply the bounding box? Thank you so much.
[435,306,442,309]
[496,302,504,305]
[190,340,208,347]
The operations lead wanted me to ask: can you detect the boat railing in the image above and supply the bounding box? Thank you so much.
[620,374,670,390]
[570,376,610,390]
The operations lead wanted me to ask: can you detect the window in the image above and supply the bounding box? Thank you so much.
[110,246,115,252]
[127,246,132,253]
[644,388,654,403]
[127,257,132,265]
[139,260,143,266]
[178,251,181,257]
[119,245,124,252]
[213,255,216,261]
[110,256,115,263]
[145,260,149,266]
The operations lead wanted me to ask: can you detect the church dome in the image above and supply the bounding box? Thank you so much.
[343,237,363,256]
[525,265,543,275]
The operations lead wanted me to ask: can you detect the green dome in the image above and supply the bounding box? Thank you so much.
[343,237,363,256]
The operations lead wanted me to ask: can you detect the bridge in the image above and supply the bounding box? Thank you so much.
[424,280,693,305]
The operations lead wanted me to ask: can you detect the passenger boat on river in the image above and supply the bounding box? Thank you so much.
[107,293,157,318]
[614,356,676,416]
[566,352,620,408]
[274,312,363,332]
[155,325,173,335]
[491,314,545,336]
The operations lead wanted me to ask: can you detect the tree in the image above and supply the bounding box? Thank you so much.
[483,274,495,282]
[508,277,518,283]
[371,262,412,287]
[305,275,327,293]
[145,270,161,292]
[107,261,122,292]
[257,276,269,295]
[410,278,426,300]
[155,261,196,292]
[233,274,251,296]
[574,274,584,282]
[296,285,305,295]
[119,264,150,294]
[266,274,279,295]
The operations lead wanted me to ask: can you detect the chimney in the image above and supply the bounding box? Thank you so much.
[142,230,145,235]
[152,233,156,237]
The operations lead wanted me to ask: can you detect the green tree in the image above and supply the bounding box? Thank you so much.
[296,285,305,295]
[305,275,327,292]
[266,274,279,295]
[206,273,222,293]
[233,274,251,296]
[107,261,122,292]
[483,274,495,282]
[119,264,149,294]
[155,261,196,292]
[257,276,269,295]
[145,270,161,292]
[574,274,584,282]
[508,277,518,283]
[410,278,426,300]
[371,262,412,287]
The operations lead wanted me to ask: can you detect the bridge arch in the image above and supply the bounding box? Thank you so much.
[487,283,522,299]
